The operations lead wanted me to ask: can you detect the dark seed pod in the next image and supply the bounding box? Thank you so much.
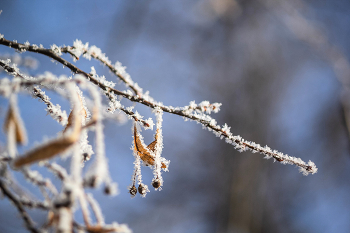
[82,153,89,162]
[104,186,111,195]
[138,184,147,195]
[129,185,137,196]
[83,176,97,188]
[152,179,161,189]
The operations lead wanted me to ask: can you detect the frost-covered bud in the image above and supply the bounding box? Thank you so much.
[50,44,62,56]
[151,179,161,189]
[82,153,91,162]
[84,176,97,188]
[138,184,148,196]
[104,186,112,195]
[104,182,118,196]
[129,185,137,197]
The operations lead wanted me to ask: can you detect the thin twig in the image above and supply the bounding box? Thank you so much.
[61,46,142,96]
[86,193,105,225]
[0,59,68,125]
[21,168,58,196]
[0,178,41,233]
[20,198,50,210]
[0,37,317,174]
[43,162,68,181]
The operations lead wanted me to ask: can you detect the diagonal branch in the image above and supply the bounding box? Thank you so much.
[61,44,142,96]
[0,59,68,125]
[0,179,40,233]
[0,37,318,175]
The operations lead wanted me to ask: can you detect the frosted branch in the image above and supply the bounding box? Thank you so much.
[0,179,40,233]
[0,59,68,125]
[62,41,143,96]
[0,36,318,175]
[0,34,318,232]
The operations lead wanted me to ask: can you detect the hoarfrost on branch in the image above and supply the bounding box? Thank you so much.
[0,36,317,233]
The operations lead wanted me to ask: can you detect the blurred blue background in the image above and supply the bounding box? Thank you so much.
[1,0,350,232]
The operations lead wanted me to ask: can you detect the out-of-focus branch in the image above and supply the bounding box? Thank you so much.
[262,0,350,151]
[0,179,40,233]
[262,0,350,86]
[0,59,68,125]
[43,162,68,181]
[21,168,58,199]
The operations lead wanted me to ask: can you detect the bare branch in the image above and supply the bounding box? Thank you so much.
[0,59,68,125]
[0,36,318,174]
[61,44,142,96]
[0,179,40,233]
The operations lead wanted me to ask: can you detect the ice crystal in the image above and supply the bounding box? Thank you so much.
[72,39,88,59]
[50,44,62,56]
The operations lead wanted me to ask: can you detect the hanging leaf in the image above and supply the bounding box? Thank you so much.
[134,125,155,165]
[146,139,157,152]
[63,93,87,132]
[13,90,91,168]
[14,106,82,168]
[147,129,166,169]
[4,98,27,145]
[133,125,166,169]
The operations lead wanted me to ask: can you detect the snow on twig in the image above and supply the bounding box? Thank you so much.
[0,34,318,233]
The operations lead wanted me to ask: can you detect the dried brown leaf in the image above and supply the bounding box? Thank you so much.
[14,136,75,168]
[160,162,166,169]
[63,110,74,133]
[134,125,155,166]
[148,128,162,151]
[146,140,157,153]
[4,104,27,145]
[13,108,82,168]
[134,126,167,169]
[63,92,87,132]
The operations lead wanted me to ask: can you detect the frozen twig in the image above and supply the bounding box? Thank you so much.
[43,162,69,181]
[0,32,318,233]
[0,179,41,233]
[0,36,317,174]
[21,168,58,196]
[0,59,68,125]
[62,41,143,96]
[19,197,50,210]
[86,193,105,225]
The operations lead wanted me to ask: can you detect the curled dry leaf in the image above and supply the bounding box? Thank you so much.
[14,91,87,168]
[13,107,82,168]
[133,126,166,169]
[4,101,27,145]
[83,105,98,129]
[63,93,87,133]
